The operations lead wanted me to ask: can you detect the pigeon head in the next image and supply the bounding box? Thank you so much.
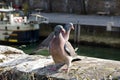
[64,23,74,31]
[54,25,65,36]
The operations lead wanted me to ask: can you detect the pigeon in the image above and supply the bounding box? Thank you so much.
[49,25,66,64]
[62,23,77,56]
[61,23,81,72]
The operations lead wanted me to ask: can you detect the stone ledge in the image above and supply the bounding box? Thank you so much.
[0,45,120,80]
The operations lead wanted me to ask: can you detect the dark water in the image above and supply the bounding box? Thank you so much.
[19,43,120,61]
[77,45,120,61]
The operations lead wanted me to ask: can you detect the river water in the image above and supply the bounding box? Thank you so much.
[18,42,120,61]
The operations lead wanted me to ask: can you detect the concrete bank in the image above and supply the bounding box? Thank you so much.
[0,45,120,80]
[39,24,120,48]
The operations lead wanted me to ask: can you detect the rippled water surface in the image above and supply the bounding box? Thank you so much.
[19,43,120,61]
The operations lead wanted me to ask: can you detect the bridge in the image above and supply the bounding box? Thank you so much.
[41,12,120,28]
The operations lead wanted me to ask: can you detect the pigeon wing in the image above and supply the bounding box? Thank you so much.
[64,41,77,57]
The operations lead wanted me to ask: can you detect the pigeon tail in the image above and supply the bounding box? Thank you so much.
[71,58,81,62]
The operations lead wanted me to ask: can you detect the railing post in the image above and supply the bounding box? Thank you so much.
[74,22,81,44]
[74,24,77,44]
[77,24,81,43]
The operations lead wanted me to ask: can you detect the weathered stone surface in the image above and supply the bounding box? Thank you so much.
[0,45,120,80]
[0,45,25,54]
